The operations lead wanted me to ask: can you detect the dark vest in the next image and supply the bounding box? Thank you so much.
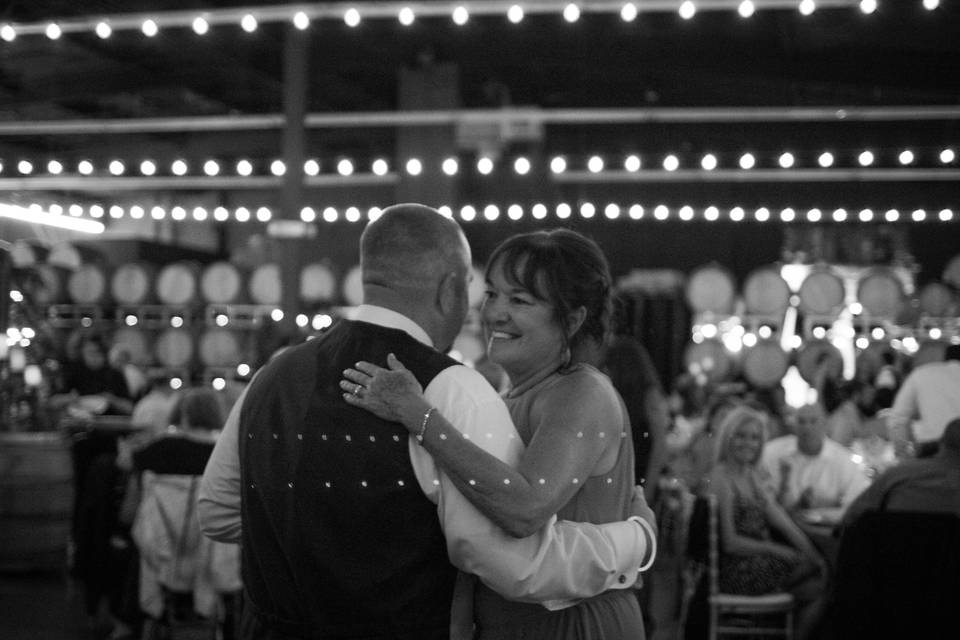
[239,320,459,639]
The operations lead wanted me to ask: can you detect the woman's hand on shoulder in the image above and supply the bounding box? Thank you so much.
[341,354,431,430]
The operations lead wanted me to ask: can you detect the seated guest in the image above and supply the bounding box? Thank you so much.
[50,333,134,416]
[762,402,870,514]
[842,417,960,525]
[132,387,224,475]
[710,405,826,640]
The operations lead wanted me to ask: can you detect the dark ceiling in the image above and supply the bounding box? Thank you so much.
[0,1,958,216]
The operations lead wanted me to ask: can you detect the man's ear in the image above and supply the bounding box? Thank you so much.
[566,306,587,338]
[437,271,458,314]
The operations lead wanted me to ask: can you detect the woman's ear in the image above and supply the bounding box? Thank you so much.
[566,306,587,339]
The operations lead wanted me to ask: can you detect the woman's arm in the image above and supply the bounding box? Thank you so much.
[759,477,821,560]
[712,470,798,560]
[343,356,616,537]
[642,387,669,502]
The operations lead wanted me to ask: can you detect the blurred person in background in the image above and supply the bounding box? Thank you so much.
[50,332,133,417]
[710,405,826,640]
[763,402,870,516]
[842,417,960,525]
[109,343,148,401]
[887,344,960,458]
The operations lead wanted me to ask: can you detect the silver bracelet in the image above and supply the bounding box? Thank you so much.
[416,407,437,444]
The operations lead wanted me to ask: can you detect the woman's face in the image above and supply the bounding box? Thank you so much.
[729,419,763,465]
[480,259,566,382]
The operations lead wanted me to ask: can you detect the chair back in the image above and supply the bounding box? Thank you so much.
[706,492,720,598]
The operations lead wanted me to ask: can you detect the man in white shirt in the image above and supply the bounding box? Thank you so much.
[887,344,960,458]
[198,204,655,640]
[762,402,870,514]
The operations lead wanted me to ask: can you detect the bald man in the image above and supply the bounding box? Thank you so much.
[762,402,871,514]
[199,204,654,640]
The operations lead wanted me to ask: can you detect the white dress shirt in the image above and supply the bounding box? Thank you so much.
[198,304,653,613]
[887,360,960,444]
[762,435,871,511]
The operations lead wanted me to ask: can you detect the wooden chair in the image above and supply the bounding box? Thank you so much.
[707,493,795,640]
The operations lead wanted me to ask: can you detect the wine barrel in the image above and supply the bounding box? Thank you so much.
[9,240,47,268]
[153,329,194,368]
[798,268,846,317]
[685,264,736,317]
[742,339,791,388]
[796,339,844,385]
[248,263,282,306]
[0,432,74,571]
[198,329,243,368]
[113,327,153,366]
[743,266,791,317]
[111,262,155,306]
[342,265,363,307]
[156,261,199,306]
[23,264,68,305]
[683,338,734,384]
[200,261,245,304]
[300,263,336,305]
[857,268,905,318]
[913,340,947,367]
[67,264,109,304]
[917,282,957,318]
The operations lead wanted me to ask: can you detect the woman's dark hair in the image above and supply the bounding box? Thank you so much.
[485,229,612,354]
[170,387,225,431]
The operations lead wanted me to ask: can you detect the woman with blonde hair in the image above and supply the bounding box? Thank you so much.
[710,404,826,639]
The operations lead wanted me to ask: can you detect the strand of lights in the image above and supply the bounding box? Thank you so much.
[16,202,955,225]
[2,147,956,180]
[2,1,930,41]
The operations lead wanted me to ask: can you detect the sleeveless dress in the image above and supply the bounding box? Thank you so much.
[473,364,646,640]
[719,481,800,595]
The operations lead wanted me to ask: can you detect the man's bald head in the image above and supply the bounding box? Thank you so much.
[359,204,471,351]
[361,203,469,294]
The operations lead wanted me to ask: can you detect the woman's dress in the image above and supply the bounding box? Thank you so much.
[719,483,800,595]
[473,364,646,640]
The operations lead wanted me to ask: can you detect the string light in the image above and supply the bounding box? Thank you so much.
[898,150,914,165]
[108,160,125,176]
[293,11,310,30]
[95,22,112,38]
[556,203,572,219]
[203,159,220,176]
[679,1,697,20]
[799,0,816,16]
[701,154,718,171]
[171,159,188,176]
[587,156,604,173]
[304,159,320,176]
[923,0,940,9]
[663,154,680,171]
[624,155,641,172]
[442,157,459,175]
[406,158,422,175]
[779,152,795,168]
[818,151,835,168]
[337,159,354,176]
[858,150,875,166]
[739,153,756,169]
[941,149,956,164]
[140,160,157,176]
[141,19,158,37]
[452,6,469,25]
[513,157,531,175]
[398,7,415,26]
[270,159,285,176]
[1,25,15,42]
[236,159,253,176]
[192,17,209,35]
[371,158,389,176]
[532,203,548,219]
[344,8,362,27]
[620,3,638,22]
[738,1,756,18]
[550,156,567,174]
[859,0,877,14]
[507,5,524,24]
[241,14,258,32]
[563,4,581,23]
[45,23,61,40]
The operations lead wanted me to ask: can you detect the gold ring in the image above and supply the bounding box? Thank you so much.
[352,384,361,396]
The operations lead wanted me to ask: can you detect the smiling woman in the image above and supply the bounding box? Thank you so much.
[343,228,656,639]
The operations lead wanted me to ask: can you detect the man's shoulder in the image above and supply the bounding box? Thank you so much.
[763,435,797,458]
[428,363,503,407]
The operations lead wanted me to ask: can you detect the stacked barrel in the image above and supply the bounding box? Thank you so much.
[683,259,959,390]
